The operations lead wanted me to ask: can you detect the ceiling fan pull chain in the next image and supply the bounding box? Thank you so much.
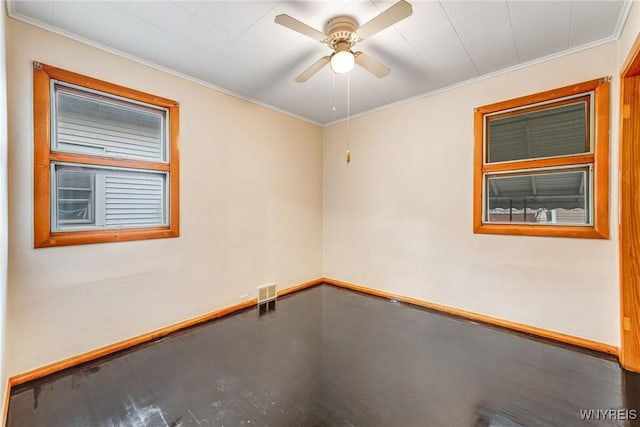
[332,72,337,122]
[347,72,351,165]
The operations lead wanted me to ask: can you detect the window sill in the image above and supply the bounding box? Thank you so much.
[35,226,179,248]
[473,223,609,239]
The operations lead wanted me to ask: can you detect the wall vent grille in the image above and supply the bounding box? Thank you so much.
[258,283,277,304]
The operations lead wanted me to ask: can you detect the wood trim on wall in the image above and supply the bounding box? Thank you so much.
[5,275,619,398]
[323,277,618,356]
[473,77,610,239]
[472,109,485,234]
[481,154,595,173]
[2,381,9,427]
[621,33,640,78]
[32,62,180,248]
[619,33,640,373]
[33,64,52,249]
[9,298,254,387]
[277,278,324,297]
[8,278,324,388]
[475,78,606,115]
[168,103,180,238]
[38,63,178,108]
[593,80,610,240]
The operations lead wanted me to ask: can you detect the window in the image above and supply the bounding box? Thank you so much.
[473,78,609,238]
[33,62,179,247]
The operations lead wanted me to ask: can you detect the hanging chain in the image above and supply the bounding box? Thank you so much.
[346,72,351,165]
[332,72,336,122]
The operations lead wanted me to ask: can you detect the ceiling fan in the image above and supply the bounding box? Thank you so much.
[275,0,413,82]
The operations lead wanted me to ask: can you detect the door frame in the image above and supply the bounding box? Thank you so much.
[619,33,640,373]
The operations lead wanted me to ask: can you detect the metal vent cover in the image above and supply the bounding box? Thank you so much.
[258,283,277,304]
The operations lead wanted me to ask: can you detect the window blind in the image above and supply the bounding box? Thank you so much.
[487,101,588,163]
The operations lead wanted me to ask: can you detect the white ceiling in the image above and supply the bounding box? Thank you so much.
[7,0,631,125]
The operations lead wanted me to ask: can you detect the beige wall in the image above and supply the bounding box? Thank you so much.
[323,42,622,346]
[0,2,9,405]
[6,19,323,375]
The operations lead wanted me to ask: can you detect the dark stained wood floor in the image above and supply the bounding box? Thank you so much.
[7,284,640,426]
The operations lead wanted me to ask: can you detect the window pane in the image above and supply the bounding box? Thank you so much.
[53,164,167,231]
[58,201,92,223]
[53,83,167,162]
[56,169,94,226]
[486,97,589,163]
[485,168,590,225]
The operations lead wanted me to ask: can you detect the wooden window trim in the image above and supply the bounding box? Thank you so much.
[473,78,610,239]
[33,62,180,248]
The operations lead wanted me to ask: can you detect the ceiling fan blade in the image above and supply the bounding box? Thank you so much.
[355,0,413,40]
[275,14,327,42]
[355,52,390,78]
[295,56,331,82]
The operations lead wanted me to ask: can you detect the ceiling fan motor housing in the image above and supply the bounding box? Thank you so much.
[326,16,359,49]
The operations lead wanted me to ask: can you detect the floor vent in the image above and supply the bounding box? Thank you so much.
[258,283,277,304]
[258,283,277,316]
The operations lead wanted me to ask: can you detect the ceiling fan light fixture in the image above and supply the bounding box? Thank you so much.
[330,50,355,74]
[276,0,413,81]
